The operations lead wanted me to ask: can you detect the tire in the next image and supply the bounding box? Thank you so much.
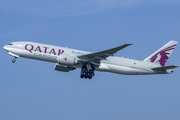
[88,76,92,79]
[80,74,84,78]
[12,59,16,63]
[83,71,87,79]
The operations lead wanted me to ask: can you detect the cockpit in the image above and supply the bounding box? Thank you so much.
[4,42,23,52]
[8,43,13,45]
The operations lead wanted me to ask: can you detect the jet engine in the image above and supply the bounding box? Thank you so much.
[55,63,76,72]
[58,54,78,66]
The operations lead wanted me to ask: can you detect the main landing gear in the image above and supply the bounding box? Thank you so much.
[80,64,95,79]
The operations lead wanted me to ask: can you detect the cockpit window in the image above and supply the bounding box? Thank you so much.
[8,43,13,45]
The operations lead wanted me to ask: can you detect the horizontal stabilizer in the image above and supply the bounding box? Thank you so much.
[151,65,179,70]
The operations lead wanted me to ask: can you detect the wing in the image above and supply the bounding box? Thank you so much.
[78,43,133,65]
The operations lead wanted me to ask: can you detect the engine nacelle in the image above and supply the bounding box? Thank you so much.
[55,63,76,72]
[58,54,78,66]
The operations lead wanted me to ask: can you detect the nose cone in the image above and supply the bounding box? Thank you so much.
[3,45,7,50]
[3,45,9,51]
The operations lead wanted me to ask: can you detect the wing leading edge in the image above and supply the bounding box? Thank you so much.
[78,43,133,65]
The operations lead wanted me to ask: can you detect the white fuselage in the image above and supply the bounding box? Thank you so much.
[3,41,173,75]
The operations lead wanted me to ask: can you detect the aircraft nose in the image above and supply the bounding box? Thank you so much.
[3,45,9,51]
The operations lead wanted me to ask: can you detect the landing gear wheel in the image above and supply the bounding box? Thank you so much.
[83,71,87,79]
[12,59,16,63]
[89,69,95,76]
[88,75,92,79]
[80,74,84,78]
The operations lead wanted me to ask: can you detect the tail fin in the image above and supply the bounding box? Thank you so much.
[144,40,178,66]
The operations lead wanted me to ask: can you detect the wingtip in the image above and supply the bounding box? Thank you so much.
[125,43,133,46]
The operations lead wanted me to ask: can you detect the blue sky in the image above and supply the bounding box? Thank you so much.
[1,0,180,120]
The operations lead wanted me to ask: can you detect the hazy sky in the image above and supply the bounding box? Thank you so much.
[1,0,180,120]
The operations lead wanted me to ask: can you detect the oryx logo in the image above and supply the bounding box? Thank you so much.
[64,57,68,61]
[150,44,177,66]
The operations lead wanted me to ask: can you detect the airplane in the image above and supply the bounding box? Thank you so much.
[3,40,179,79]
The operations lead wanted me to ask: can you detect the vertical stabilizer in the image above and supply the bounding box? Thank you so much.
[144,40,178,66]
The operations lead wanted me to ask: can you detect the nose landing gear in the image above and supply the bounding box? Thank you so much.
[12,57,17,63]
